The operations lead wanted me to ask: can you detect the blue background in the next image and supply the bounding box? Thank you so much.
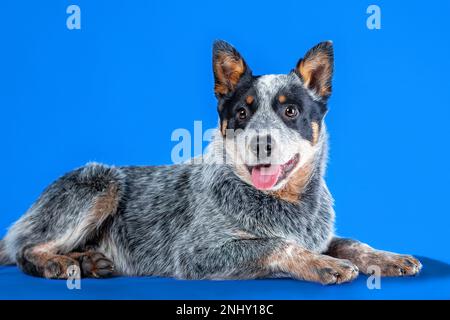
[0,0,449,299]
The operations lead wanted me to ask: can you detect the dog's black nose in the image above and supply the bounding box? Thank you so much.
[250,135,273,159]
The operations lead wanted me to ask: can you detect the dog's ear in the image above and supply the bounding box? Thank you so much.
[213,40,251,98]
[295,41,334,99]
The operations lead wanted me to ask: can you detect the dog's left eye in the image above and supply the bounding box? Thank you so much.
[284,105,298,118]
[237,108,248,120]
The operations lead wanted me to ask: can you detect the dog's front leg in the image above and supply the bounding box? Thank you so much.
[184,239,359,284]
[266,241,359,284]
[325,238,422,276]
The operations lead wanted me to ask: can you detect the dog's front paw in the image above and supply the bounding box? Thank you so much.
[313,257,359,285]
[361,252,422,277]
[380,254,422,277]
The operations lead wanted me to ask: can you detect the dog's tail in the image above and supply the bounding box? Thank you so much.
[0,239,13,265]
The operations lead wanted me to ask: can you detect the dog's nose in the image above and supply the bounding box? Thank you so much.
[250,135,273,159]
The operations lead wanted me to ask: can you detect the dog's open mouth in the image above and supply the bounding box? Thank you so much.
[246,154,300,190]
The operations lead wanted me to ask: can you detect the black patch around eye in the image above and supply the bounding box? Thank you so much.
[273,82,327,142]
[217,76,259,131]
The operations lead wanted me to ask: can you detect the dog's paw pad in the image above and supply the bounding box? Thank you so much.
[80,252,115,278]
[382,255,422,277]
[317,259,359,285]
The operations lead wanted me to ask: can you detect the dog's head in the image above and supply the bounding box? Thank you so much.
[212,40,333,196]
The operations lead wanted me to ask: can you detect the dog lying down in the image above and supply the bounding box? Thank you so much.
[0,40,421,284]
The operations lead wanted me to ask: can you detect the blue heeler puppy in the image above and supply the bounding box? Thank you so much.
[0,40,422,284]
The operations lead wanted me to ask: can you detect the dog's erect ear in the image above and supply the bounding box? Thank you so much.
[213,40,251,97]
[295,41,334,99]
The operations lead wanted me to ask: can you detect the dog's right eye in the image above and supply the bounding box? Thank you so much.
[284,105,299,118]
[237,108,247,120]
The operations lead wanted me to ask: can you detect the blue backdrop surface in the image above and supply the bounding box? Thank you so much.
[0,0,449,299]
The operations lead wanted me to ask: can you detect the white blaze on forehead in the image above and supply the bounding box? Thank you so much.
[239,75,298,168]
[256,73,321,102]
[247,74,290,131]
[254,74,291,108]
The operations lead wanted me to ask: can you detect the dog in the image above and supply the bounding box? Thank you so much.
[0,40,422,284]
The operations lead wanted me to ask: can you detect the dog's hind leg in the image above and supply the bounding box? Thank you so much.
[17,246,115,279]
[17,242,79,279]
[324,237,422,277]
[6,163,124,279]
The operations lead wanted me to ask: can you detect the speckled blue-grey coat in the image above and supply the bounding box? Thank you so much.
[0,41,421,284]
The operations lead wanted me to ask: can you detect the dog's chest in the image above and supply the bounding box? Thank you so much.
[204,164,335,252]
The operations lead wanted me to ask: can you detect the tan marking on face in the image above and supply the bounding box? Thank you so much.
[278,95,286,103]
[245,95,254,105]
[221,119,228,136]
[214,52,245,96]
[311,121,319,145]
[270,162,314,203]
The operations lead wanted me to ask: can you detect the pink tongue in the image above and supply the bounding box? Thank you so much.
[251,165,282,190]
